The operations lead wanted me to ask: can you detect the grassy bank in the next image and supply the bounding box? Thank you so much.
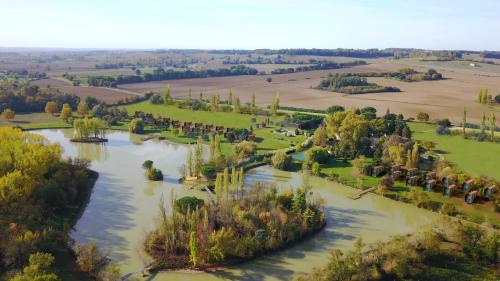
[409,122,500,181]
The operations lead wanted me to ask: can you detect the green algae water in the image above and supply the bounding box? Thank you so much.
[36,129,438,281]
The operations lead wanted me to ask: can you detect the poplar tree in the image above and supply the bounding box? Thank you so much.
[481,112,486,134]
[189,231,199,267]
[163,85,171,105]
[462,107,467,138]
[233,97,241,113]
[251,92,256,110]
[188,88,192,101]
[490,112,496,140]
[228,88,233,105]
[214,134,223,168]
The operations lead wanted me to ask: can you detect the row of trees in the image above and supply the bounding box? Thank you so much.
[88,65,259,87]
[270,61,366,75]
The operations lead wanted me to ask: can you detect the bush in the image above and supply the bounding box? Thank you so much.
[435,118,451,128]
[306,146,330,164]
[436,125,450,135]
[233,141,257,161]
[200,164,217,179]
[146,167,163,181]
[271,150,293,170]
[311,162,321,176]
[326,105,345,114]
[440,202,458,216]
[129,118,144,133]
[417,112,430,122]
[142,160,153,169]
[174,196,205,214]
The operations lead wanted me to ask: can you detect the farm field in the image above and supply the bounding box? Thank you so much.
[32,78,140,103]
[119,61,500,124]
[409,122,500,181]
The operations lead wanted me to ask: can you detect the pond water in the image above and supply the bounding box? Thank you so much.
[35,129,439,281]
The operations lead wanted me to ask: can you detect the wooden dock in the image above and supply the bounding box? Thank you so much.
[348,187,376,200]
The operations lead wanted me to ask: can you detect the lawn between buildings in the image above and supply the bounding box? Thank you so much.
[118,101,306,155]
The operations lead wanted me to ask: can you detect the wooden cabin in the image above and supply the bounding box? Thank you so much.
[371,165,385,177]
[407,175,419,186]
[406,168,418,177]
[425,172,436,180]
[442,175,455,188]
[392,170,402,180]
[390,165,401,173]
[443,184,457,197]
[462,179,473,193]
[484,185,497,200]
[465,190,478,204]
[425,179,436,191]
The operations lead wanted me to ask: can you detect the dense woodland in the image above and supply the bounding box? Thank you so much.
[0,128,97,279]
[0,82,79,113]
[317,74,400,94]
[354,68,444,82]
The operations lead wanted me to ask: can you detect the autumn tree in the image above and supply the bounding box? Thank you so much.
[2,108,15,121]
[44,101,57,115]
[77,101,89,116]
[228,88,233,105]
[233,97,241,113]
[481,112,486,134]
[10,252,59,281]
[312,125,328,147]
[270,91,280,115]
[60,103,72,122]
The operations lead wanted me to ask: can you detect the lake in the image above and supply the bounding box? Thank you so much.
[35,129,438,281]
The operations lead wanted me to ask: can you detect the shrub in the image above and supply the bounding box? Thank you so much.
[435,118,451,128]
[326,105,345,114]
[311,162,321,176]
[417,112,430,122]
[271,150,293,170]
[440,202,458,216]
[306,146,330,164]
[129,118,144,133]
[142,160,153,169]
[233,141,257,161]
[200,164,217,179]
[436,125,450,135]
[174,196,205,214]
[146,167,163,181]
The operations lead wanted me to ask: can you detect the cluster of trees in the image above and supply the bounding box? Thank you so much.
[285,113,324,130]
[0,82,79,113]
[481,51,500,59]
[222,56,311,65]
[0,69,47,80]
[142,160,164,181]
[311,109,411,162]
[478,88,492,104]
[296,219,499,281]
[72,117,108,141]
[354,68,443,82]
[454,108,497,142]
[0,128,96,278]
[144,182,325,269]
[270,61,367,75]
[87,65,259,87]
[317,74,400,94]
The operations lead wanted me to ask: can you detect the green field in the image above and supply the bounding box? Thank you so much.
[0,112,72,130]
[120,101,305,154]
[409,122,500,181]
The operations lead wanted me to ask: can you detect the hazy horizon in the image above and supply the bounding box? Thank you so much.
[1,0,500,51]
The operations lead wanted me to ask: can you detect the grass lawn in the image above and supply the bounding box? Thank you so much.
[119,101,305,154]
[0,112,72,130]
[409,122,500,181]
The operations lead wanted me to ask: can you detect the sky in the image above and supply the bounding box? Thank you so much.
[1,0,499,51]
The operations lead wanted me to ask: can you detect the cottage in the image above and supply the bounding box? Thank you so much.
[392,170,402,180]
[442,175,455,188]
[462,179,473,193]
[443,184,457,197]
[425,179,436,191]
[371,165,385,177]
[390,165,401,173]
[484,185,497,200]
[407,175,419,186]
[425,172,436,180]
[465,190,478,204]
[406,168,418,177]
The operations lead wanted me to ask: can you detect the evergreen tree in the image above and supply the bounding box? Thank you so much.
[189,231,200,267]
[481,112,486,134]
